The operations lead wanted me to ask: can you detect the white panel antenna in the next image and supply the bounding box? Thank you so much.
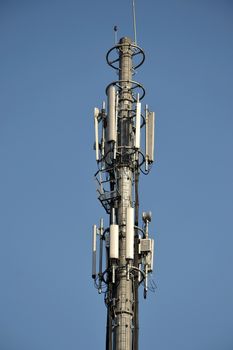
[135,101,141,149]
[126,207,134,260]
[107,85,117,142]
[145,108,155,169]
[94,107,99,161]
[110,224,119,259]
[148,112,155,162]
[101,120,105,158]
[92,224,97,278]
[98,218,104,293]
[113,91,119,159]
[150,239,154,272]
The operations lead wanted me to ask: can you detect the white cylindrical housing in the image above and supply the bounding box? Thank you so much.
[135,102,141,149]
[92,224,97,278]
[110,224,119,259]
[107,85,116,142]
[126,207,134,260]
[94,108,99,161]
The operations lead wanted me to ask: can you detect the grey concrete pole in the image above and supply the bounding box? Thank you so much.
[114,37,134,350]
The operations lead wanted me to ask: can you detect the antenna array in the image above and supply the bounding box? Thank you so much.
[92,35,155,350]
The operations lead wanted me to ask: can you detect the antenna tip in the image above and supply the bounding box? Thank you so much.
[114,25,118,32]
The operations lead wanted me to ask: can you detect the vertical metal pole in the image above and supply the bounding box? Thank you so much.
[133,170,140,350]
[114,37,133,350]
[132,0,137,45]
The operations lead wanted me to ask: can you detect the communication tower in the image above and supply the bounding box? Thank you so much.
[92,3,155,349]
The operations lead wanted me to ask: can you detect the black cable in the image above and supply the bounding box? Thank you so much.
[106,309,109,350]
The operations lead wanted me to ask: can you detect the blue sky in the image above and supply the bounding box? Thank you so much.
[0,0,233,349]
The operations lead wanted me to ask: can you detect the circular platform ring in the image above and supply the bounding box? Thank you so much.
[105,80,145,101]
[106,42,145,71]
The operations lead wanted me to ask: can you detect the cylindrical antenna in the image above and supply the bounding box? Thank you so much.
[132,0,137,45]
[111,207,116,225]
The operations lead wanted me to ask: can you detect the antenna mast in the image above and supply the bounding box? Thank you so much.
[132,0,137,44]
[92,5,155,349]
